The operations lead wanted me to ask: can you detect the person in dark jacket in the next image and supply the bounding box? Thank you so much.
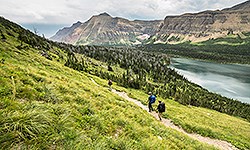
[148,92,156,112]
[108,79,112,90]
[157,101,165,121]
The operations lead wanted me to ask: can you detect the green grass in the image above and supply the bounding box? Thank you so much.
[122,88,250,150]
[199,33,250,46]
[80,58,250,149]
[0,35,217,149]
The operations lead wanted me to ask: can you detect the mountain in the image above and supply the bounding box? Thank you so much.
[155,0,250,43]
[50,12,163,45]
[51,1,250,45]
[49,21,82,43]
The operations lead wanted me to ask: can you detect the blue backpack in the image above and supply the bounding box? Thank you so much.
[150,95,156,103]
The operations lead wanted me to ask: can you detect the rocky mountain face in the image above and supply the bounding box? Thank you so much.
[51,0,250,45]
[50,21,82,44]
[156,0,250,43]
[50,13,163,45]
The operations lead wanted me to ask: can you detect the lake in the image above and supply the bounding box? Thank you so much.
[170,58,250,104]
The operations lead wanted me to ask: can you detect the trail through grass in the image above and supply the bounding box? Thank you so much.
[89,76,250,150]
[111,89,237,150]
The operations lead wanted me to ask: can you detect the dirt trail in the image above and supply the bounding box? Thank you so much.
[112,90,238,150]
[89,78,237,150]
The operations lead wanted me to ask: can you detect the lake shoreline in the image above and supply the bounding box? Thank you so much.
[170,55,250,66]
[170,57,250,104]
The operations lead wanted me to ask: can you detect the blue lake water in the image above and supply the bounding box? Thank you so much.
[170,58,250,104]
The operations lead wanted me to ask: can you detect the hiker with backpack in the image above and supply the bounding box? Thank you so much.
[157,101,165,121]
[148,92,156,112]
[108,79,112,90]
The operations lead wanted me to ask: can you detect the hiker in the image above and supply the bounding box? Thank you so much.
[157,101,165,121]
[148,92,156,112]
[108,79,112,90]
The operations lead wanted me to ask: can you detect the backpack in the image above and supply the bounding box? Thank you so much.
[159,102,165,112]
[150,95,156,103]
[108,80,112,86]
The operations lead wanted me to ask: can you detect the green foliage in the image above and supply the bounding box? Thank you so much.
[168,36,181,42]
[140,34,250,64]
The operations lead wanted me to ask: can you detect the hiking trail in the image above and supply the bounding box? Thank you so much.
[90,78,237,150]
[112,90,238,150]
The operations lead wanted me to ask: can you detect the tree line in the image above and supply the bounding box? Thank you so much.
[139,40,250,64]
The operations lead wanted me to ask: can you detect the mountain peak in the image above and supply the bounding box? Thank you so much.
[98,12,111,17]
[73,21,82,25]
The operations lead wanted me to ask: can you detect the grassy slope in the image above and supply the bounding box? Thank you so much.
[119,88,250,150]
[0,27,217,149]
[198,33,250,46]
[71,45,250,149]
[91,77,250,149]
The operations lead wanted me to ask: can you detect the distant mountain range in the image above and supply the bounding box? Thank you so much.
[50,0,250,45]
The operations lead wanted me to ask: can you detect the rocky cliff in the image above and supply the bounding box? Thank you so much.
[156,0,250,43]
[51,0,250,45]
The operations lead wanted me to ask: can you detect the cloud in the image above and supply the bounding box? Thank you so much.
[0,0,246,24]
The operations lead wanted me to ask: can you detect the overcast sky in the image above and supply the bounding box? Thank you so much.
[0,0,246,37]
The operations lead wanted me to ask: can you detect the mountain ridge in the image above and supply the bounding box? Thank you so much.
[51,0,250,45]
[50,12,163,45]
[156,0,250,43]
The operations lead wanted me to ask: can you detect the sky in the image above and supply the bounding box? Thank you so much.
[0,0,246,37]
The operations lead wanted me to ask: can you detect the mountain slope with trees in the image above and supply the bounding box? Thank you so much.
[0,16,218,150]
[0,16,250,149]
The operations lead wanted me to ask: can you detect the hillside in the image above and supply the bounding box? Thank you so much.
[1,17,250,149]
[0,16,216,149]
